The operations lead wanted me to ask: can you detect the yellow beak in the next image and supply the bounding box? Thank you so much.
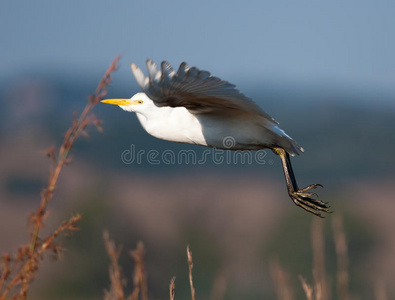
[101,99,133,106]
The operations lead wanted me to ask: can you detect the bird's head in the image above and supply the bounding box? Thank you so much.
[101,92,153,113]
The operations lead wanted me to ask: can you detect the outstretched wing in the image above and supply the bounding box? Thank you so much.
[131,60,278,123]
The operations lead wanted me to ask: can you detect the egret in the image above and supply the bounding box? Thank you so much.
[102,60,329,217]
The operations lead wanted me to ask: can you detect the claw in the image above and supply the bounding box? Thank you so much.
[291,197,325,218]
[289,184,331,217]
[298,184,323,193]
[294,191,319,198]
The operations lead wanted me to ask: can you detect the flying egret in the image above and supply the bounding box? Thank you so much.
[101,60,329,217]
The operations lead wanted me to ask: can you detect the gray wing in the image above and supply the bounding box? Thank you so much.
[131,59,278,123]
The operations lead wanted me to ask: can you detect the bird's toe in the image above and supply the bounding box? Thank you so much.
[289,185,330,217]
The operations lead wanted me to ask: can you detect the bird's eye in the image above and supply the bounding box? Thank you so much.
[138,100,143,104]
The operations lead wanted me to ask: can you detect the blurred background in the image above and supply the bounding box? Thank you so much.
[1,1,395,299]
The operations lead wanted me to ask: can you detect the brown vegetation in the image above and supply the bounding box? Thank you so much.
[0,56,120,299]
[101,213,377,300]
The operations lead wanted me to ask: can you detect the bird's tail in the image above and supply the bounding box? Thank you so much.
[286,138,304,156]
[269,123,304,156]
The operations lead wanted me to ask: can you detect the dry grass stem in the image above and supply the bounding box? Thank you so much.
[270,259,294,300]
[103,231,126,300]
[103,234,149,300]
[169,277,176,300]
[187,245,196,300]
[299,275,313,300]
[127,288,140,300]
[30,55,121,254]
[331,215,349,300]
[0,255,10,292]
[130,242,148,300]
[311,218,329,300]
[2,214,82,299]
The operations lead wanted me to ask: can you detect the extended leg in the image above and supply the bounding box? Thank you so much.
[274,148,330,217]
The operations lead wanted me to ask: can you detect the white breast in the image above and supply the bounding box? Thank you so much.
[136,106,208,145]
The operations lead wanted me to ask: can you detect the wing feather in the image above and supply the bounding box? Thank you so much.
[146,60,160,82]
[131,63,148,90]
[131,60,278,123]
[177,62,189,79]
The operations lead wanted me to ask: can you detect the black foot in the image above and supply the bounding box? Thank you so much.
[289,184,330,217]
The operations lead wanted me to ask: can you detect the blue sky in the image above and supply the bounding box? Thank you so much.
[1,0,395,93]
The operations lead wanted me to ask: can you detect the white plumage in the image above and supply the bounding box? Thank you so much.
[102,60,329,217]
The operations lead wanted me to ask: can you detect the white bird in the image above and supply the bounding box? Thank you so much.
[102,60,329,216]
